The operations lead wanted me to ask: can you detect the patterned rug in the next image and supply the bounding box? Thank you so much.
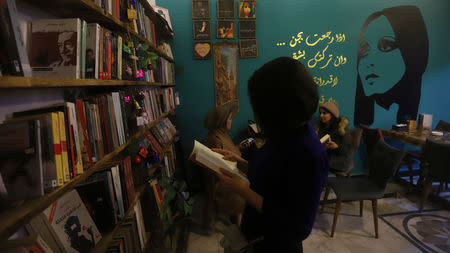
[379,210,450,253]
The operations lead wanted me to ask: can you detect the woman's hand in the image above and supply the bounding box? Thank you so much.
[216,168,249,195]
[325,140,338,150]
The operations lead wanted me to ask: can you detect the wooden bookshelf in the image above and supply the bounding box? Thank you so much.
[0,76,176,88]
[22,0,175,62]
[0,110,175,241]
[91,184,148,253]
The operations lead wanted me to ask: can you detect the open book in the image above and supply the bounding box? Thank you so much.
[320,134,331,144]
[189,140,248,182]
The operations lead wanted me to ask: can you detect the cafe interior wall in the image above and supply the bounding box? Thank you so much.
[159,0,450,183]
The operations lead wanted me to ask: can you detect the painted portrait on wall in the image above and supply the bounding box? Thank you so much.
[354,5,429,127]
[213,42,239,106]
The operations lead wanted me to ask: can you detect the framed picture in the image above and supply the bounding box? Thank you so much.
[217,0,235,19]
[194,41,212,59]
[217,20,235,39]
[238,20,256,38]
[213,42,239,106]
[193,20,211,40]
[238,0,256,18]
[239,39,258,58]
[152,5,173,31]
[192,0,210,19]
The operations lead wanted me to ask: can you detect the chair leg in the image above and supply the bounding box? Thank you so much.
[331,200,342,237]
[359,200,363,217]
[371,199,378,239]
[321,185,330,214]
[419,179,433,212]
[407,162,414,184]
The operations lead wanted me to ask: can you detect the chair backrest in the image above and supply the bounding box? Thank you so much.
[367,139,405,189]
[422,138,450,180]
[359,124,384,156]
[350,128,363,152]
[434,120,450,132]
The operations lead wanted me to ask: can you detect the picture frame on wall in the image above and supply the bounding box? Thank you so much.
[213,42,239,106]
[194,41,212,60]
[239,39,258,58]
[217,0,235,19]
[193,20,211,40]
[238,0,256,19]
[238,20,256,38]
[217,20,235,39]
[192,0,210,19]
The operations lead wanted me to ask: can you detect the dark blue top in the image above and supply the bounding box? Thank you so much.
[241,122,329,251]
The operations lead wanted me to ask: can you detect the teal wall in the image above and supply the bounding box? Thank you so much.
[160,0,450,173]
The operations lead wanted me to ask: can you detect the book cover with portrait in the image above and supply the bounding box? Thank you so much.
[43,189,101,253]
[31,18,81,79]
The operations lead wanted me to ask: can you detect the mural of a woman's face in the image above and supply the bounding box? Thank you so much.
[358,16,405,96]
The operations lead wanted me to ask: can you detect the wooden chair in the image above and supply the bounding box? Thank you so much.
[419,138,450,212]
[322,139,405,238]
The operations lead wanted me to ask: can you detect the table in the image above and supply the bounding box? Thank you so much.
[381,129,450,147]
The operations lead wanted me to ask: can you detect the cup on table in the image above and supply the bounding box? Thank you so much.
[408,120,417,133]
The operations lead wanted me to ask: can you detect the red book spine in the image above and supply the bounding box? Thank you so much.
[75,99,94,167]
[123,157,136,205]
[98,97,111,154]
[145,130,163,153]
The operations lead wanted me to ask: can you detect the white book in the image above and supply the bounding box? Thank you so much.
[43,190,101,253]
[86,23,100,79]
[31,18,81,78]
[112,92,125,145]
[189,140,248,182]
[111,165,125,218]
[133,199,148,250]
[320,134,331,144]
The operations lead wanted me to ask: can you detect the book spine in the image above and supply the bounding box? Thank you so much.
[91,103,105,159]
[84,101,98,162]
[118,91,130,141]
[80,20,87,78]
[107,94,119,149]
[75,99,94,167]
[76,19,81,79]
[123,157,135,206]
[99,26,104,79]
[111,166,125,218]
[118,35,122,80]
[67,102,84,175]
[50,113,64,186]
[57,112,70,183]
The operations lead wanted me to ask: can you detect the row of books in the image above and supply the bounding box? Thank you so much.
[132,0,157,47]
[0,87,178,200]
[154,57,175,84]
[92,0,128,22]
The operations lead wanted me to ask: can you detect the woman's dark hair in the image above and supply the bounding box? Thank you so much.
[354,5,428,126]
[318,107,338,130]
[248,57,318,139]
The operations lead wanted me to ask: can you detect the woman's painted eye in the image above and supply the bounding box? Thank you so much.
[358,40,370,58]
[378,36,398,52]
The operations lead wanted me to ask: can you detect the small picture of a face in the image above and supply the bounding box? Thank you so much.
[357,16,405,96]
[217,21,234,39]
[193,20,211,40]
[50,32,77,67]
[193,0,210,19]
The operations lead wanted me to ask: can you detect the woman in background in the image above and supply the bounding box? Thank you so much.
[315,101,352,175]
[354,5,428,127]
[202,100,246,229]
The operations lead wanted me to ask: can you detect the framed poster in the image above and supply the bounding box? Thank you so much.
[238,20,256,38]
[239,39,258,58]
[192,0,210,19]
[217,20,235,39]
[193,20,211,40]
[238,0,256,18]
[194,41,212,60]
[217,0,235,19]
[213,42,239,106]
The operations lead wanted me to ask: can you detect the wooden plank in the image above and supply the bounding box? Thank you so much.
[0,110,174,241]
[0,76,175,88]
[91,184,148,253]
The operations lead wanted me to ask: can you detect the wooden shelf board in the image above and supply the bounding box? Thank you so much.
[0,76,175,88]
[91,184,148,253]
[0,110,174,241]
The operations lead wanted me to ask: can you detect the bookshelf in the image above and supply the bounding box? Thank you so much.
[0,76,176,88]
[0,0,182,251]
[0,110,174,240]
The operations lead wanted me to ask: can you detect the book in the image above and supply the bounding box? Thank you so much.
[111,165,125,219]
[43,190,102,253]
[0,120,44,200]
[85,23,100,79]
[57,111,71,183]
[31,18,81,78]
[26,213,65,253]
[0,233,54,253]
[320,134,331,144]
[0,0,32,76]
[189,140,248,181]
[80,20,87,78]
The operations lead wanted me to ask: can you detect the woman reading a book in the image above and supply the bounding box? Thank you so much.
[315,101,352,175]
[213,57,329,253]
[200,100,246,231]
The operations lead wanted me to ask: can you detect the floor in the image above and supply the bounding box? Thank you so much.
[185,184,449,253]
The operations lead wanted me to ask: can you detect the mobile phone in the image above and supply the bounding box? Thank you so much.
[242,138,254,146]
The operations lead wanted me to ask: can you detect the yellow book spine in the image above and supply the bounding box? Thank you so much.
[58,112,70,183]
[50,113,64,186]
